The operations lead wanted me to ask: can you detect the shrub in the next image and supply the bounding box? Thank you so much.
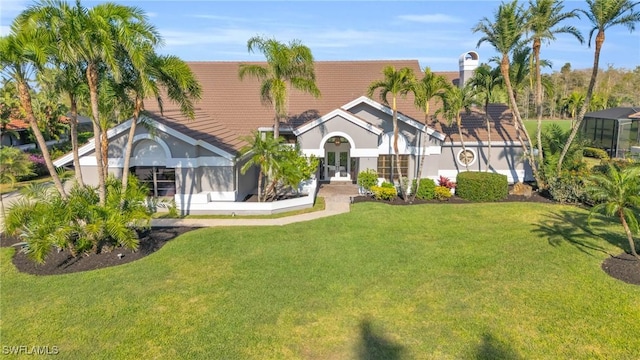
[456,172,507,202]
[547,172,588,204]
[371,185,397,201]
[434,186,452,201]
[411,178,436,200]
[357,169,378,191]
[583,147,609,160]
[591,158,636,174]
[27,153,48,177]
[380,181,395,188]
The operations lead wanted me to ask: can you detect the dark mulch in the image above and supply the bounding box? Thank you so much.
[0,227,197,276]
[601,253,640,286]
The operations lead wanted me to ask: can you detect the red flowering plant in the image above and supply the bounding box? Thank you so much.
[438,176,456,189]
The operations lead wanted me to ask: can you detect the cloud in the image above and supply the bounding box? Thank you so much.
[397,14,464,24]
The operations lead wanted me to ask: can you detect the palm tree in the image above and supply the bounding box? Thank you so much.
[527,0,583,168]
[0,32,68,199]
[410,67,448,197]
[436,84,474,171]
[238,36,321,140]
[367,66,416,198]
[119,51,202,205]
[557,0,640,173]
[561,91,585,127]
[20,1,161,205]
[0,147,35,218]
[587,165,640,259]
[239,131,284,202]
[473,0,542,185]
[467,64,502,172]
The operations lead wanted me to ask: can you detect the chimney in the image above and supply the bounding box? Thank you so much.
[458,51,479,88]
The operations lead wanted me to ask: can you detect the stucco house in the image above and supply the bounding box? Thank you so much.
[54,52,530,213]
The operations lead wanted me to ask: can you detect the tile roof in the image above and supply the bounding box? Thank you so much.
[4,118,30,131]
[584,107,640,120]
[144,61,520,152]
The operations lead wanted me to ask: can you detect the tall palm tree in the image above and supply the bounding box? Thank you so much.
[473,0,542,185]
[587,165,640,259]
[410,67,448,192]
[239,131,284,202]
[19,0,160,205]
[557,0,640,173]
[119,51,202,205]
[436,84,474,171]
[238,36,321,140]
[0,32,68,199]
[467,64,502,172]
[527,0,583,167]
[367,66,416,198]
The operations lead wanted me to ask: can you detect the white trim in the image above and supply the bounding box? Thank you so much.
[444,141,522,146]
[341,96,446,141]
[131,134,172,159]
[456,148,477,167]
[294,108,383,136]
[53,116,235,167]
[79,156,233,168]
[438,169,525,184]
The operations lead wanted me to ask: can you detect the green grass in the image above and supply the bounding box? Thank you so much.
[523,119,572,142]
[2,202,639,359]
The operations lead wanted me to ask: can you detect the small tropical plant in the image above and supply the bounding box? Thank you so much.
[4,175,152,264]
[438,176,456,190]
[586,164,640,259]
[357,169,378,192]
[434,186,453,201]
[0,147,35,217]
[371,183,397,201]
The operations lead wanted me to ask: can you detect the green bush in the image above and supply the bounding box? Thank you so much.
[357,169,378,191]
[380,181,395,188]
[434,186,452,201]
[583,147,609,160]
[371,185,397,200]
[456,172,507,202]
[591,158,637,174]
[411,178,436,200]
[547,172,588,204]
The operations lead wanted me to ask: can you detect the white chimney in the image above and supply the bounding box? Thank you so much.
[458,51,479,88]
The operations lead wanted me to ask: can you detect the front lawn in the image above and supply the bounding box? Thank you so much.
[1,202,638,359]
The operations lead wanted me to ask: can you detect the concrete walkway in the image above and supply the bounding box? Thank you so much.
[151,183,359,228]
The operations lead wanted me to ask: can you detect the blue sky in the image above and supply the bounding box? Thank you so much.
[2,0,639,72]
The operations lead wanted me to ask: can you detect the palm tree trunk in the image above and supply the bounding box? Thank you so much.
[458,115,469,171]
[620,210,639,259]
[257,169,263,202]
[485,106,492,172]
[87,63,106,205]
[17,81,68,200]
[69,94,84,186]
[557,30,603,173]
[101,126,109,181]
[392,98,405,200]
[413,109,430,200]
[500,55,541,185]
[120,99,142,208]
[533,38,544,169]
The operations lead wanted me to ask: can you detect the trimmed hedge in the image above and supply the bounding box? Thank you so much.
[456,172,508,202]
[583,147,609,160]
[411,178,436,200]
[371,185,397,200]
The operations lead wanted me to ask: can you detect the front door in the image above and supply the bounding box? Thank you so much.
[326,151,349,179]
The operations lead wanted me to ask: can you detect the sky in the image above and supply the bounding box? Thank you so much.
[1,0,639,72]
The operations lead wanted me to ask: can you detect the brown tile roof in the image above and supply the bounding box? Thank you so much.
[144,61,519,152]
[4,118,30,131]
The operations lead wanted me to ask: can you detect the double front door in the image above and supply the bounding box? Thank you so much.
[326,151,349,179]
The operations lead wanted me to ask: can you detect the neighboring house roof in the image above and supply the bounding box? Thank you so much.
[584,107,640,120]
[4,118,29,131]
[144,60,520,152]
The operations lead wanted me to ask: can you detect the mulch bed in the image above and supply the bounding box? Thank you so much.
[0,227,197,276]
[351,189,556,205]
[601,253,640,286]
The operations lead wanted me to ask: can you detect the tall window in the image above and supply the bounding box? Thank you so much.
[131,166,176,197]
[377,155,408,181]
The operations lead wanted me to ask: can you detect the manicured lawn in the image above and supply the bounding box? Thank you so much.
[1,202,639,359]
[523,118,572,140]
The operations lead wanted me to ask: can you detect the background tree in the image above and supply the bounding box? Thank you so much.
[467,64,502,172]
[367,66,416,198]
[587,165,640,259]
[0,147,35,217]
[410,67,448,196]
[473,0,542,185]
[239,36,321,140]
[527,0,583,167]
[436,84,474,171]
[557,0,640,173]
[0,31,67,199]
